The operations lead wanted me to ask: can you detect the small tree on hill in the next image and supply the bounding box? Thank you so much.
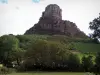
[89,13,100,43]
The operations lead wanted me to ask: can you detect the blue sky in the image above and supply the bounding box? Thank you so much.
[0,0,100,36]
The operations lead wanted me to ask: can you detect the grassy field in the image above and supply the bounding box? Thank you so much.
[74,42,100,53]
[8,72,93,75]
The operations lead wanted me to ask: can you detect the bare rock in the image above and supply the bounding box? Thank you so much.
[25,4,86,38]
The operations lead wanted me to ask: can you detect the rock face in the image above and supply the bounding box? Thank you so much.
[25,4,86,37]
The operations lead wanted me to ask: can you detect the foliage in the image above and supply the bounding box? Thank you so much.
[0,66,16,74]
[16,35,48,50]
[0,66,8,74]
[67,42,76,50]
[67,54,80,71]
[23,39,70,71]
[0,34,100,72]
[0,35,24,67]
[82,56,93,72]
[89,13,100,39]
[94,52,100,74]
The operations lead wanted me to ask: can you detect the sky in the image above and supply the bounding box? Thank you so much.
[0,0,100,36]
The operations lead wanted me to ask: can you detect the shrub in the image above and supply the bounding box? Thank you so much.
[0,66,8,75]
[67,54,81,71]
[0,66,16,74]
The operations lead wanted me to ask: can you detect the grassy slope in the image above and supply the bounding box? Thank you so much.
[47,35,100,53]
[74,42,100,53]
[18,35,100,53]
[8,72,92,75]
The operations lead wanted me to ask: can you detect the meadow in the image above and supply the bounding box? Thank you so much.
[8,72,93,75]
[74,42,100,53]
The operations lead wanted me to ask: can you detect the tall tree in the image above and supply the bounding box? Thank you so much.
[89,13,100,39]
[0,35,23,67]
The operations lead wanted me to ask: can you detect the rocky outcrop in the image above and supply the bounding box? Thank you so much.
[25,4,86,37]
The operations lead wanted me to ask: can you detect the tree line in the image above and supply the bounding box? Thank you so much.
[0,13,100,75]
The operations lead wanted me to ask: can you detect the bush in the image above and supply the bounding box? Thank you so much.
[67,42,76,50]
[0,66,16,74]
[67,54,81,71]
[21,40,71,71]
[82,56,93,72]
[0,66,8,75]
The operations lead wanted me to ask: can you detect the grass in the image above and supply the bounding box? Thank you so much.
[74,42,100,53]
[8,72,93,75]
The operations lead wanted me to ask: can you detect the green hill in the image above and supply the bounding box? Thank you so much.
[74,42,100,53]
[17,34,100,53]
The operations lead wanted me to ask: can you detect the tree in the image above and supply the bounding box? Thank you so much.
[94,52,100,75]
[89,13,100,39]
[16,35,48,50]
[67,42,76,50]
[0,35,23,67]
[24,39,70,71]
[82,56,93,72]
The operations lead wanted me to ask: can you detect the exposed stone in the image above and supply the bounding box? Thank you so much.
[25,4,86,38]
